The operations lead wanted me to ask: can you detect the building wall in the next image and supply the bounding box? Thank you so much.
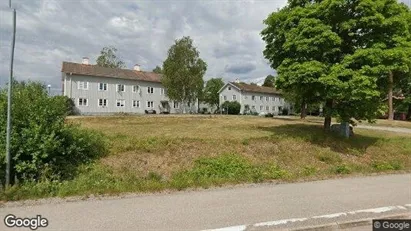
[63,73,197,115]
[218,83,289,115]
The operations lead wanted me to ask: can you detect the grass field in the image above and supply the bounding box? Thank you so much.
[2,115,411,201]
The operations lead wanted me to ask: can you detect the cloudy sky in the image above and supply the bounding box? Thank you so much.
[1,0,410,94]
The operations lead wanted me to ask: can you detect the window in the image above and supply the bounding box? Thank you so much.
[228,87,231,90]
[244,96,248,99]
[98,99,107,107]
[260,105,263,111]
[116,99,125,107]
[252,105,256,110]
[272,106,276,111]
[133,100,140,108]
[78,98,88,106]
[260,96,263,101]
[147,101,154,108]
[266,106,269,111]
[160,88,165,95]
[147,87,154,94]
[133,85,139,93]
[232,95,237,100]
[173,101,179,109]
[98,83,107,91]
[252,95,255,100]
[78,81,89,90]
[266,97,269,101]
[223,95,227,101]
[117,84,125,92]
[271,97,275,101]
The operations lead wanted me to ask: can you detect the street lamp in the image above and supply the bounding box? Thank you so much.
[47,84,51,95]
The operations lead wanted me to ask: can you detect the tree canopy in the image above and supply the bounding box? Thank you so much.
[96,46,125,69]
[162,37,207,112]
[203,78,225,110]
[262,75,276,87]
[262,0,411,131]
[152,66,163,74]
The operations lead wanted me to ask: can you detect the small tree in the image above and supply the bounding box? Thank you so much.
[262,75,276,87]
[221,101,241,115]
[96,46,125,68]
[162,36,207,113]
[203,78,224,110]
[152,66,162,74]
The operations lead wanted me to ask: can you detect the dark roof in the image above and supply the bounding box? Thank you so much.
[230,82,282,95]
[61,62,161,83]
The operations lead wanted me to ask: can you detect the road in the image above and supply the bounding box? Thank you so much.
[357,125,411,134]
[1,174,410,231]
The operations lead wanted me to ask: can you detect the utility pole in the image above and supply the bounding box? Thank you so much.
[6,0,17,187]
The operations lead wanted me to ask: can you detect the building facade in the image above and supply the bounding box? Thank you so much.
[61,58,197,115]
[218,81,291,115]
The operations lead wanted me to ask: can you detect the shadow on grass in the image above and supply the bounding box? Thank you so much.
[272,116,324,125]
[258,124,380,155]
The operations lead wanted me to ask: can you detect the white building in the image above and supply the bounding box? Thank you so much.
[218,81,291,115]
[61,58,198,115]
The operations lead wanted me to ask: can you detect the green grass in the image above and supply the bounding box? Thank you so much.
[2,115,411,201]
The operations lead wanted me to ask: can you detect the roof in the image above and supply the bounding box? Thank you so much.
[61,62,161,83]
[229,82,282,95]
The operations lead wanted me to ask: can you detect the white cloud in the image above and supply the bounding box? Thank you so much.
[0,0,289,89]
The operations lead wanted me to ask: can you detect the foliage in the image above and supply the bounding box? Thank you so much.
[261,0,411,129]
[262,75,276,87]
[162,37,207,112]
[96,46,125,69]
[221,101,241,115]
[203,78,224,109]
[0,81,107,184]
[152,65,162,74]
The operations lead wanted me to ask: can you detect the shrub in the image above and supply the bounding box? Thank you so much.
[0,81,107,184]
[265,113,274,117]
[221,101,241,115]
[282,108,289,115]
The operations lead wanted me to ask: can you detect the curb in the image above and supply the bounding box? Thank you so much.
[288,213,411,231]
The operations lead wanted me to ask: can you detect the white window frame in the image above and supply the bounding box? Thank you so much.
[117,84,125,92]
[232,95,237,100]
[272,106,276,111]
[133,85,140,93]
[252,105,256,110]
[147,87,154,94]
[266,106,269,111]
[260,105,263,111]
[78,98,88,106]
[116,99,125,107]
[252,95,255,100]
[78,81,89,90]
[266,96,269,102]
[173,101,179,109]
[228,86,231,90]
[98,98,108,107]
[146,101,154,108]
[133,100,140,108]
[260,96,263,101]
[160,88,165,95]
[98,83,107,91]
[223,95,227,101]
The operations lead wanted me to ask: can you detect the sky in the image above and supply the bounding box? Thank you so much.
[1,0,410,95]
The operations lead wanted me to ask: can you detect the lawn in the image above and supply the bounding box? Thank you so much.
[2,115,411,201]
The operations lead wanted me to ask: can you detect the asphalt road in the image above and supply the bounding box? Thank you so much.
[1,174,410,231]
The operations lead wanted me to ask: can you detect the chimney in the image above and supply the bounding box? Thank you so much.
[133,64,141,71]
[235,78,240,83]
[82,57,89,65]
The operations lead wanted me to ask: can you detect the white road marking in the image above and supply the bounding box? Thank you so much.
[254,218,307,227]
[202,204,411,231]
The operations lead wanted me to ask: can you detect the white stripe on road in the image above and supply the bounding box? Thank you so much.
[202,204,411,231]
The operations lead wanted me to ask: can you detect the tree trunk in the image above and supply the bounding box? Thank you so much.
[388,71,394,120]
[407,104,411,120]
[300,98,307,119]
[323,99,333,131]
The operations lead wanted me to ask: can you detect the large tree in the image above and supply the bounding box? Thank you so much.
[203,78,225,110]
[262,75,276,87]
[262,0,411,133]
[162,36,207,113]
[96,46,125,69]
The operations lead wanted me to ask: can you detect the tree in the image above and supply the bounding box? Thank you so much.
[152,66,162,74]
[96,46,125,69]
[162,36,207,113]
[221,101,241,115]
[262,75,276,87]
[250,82,258,86]
[262,0,411,134]
[203,78,224,110]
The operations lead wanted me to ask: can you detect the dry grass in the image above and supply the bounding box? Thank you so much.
[70,115,411,179]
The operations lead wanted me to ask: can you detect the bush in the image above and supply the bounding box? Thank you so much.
[282,108,289,115]
[0,81,107,184]
[265,113,274,117]
[221,101,241,115]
